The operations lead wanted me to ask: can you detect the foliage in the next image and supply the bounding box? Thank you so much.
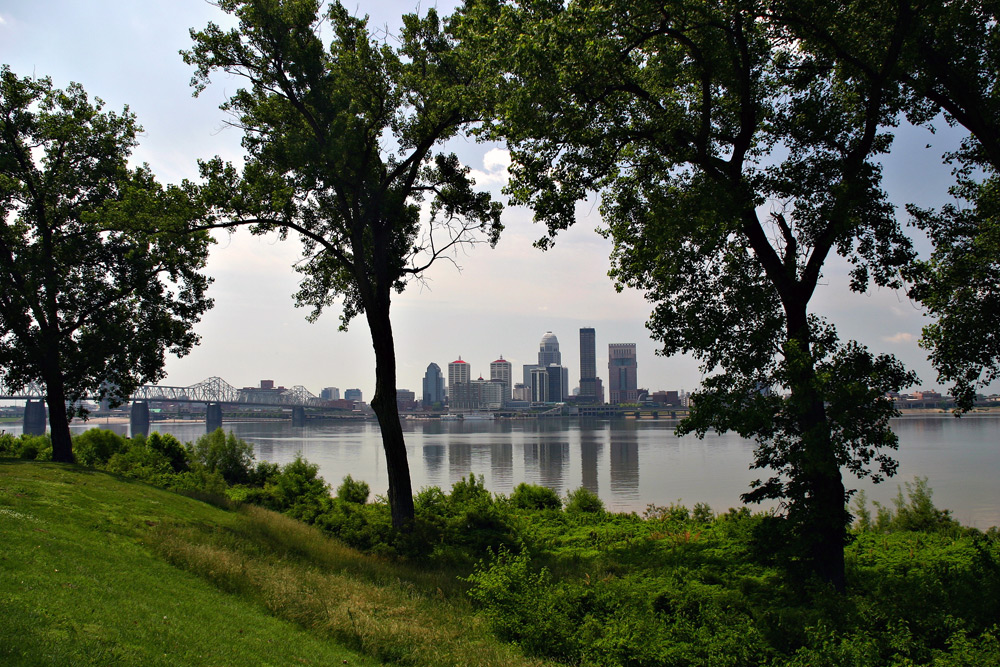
[458,0,918,588]
[564,486,604,514]
[184,0,504,529]
[72,428,127,467]
[0,432,52,460]
[190,428,254,486]
[0,66,213,461]
[337,474,370,504]
[854,476,963,536]
[510,482,561,511]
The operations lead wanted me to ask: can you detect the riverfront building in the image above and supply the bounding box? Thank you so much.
[344,388,362,402]
[608,343,639,404]
[422,363,445,407]
[578,327,604,403]
[489,356,512,403]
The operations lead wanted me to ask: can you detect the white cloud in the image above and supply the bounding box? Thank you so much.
[882,332,916,344]
[469,147,511,186]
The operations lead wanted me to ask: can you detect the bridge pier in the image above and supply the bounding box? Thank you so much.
[291,406,306,427]
[23,400,46,435]
[130,401,150,437]
[206,403,223,432]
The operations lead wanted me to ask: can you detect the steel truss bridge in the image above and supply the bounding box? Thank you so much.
[0,376,324,408]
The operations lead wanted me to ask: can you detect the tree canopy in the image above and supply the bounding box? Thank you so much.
[184,0,503,528]
[0,65,213,461]
[458,0,919,588]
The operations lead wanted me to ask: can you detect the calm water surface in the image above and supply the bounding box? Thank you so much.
[60,414,1000,529]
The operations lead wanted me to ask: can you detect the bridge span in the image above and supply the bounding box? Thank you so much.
[1,376,343,436]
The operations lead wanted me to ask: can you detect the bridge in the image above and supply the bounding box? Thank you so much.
[0,376,340,436]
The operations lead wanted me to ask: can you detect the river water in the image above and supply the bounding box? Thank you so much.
[46,413,999,529]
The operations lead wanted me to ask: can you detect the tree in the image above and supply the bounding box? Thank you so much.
[184,0,502,529]
[0,66,213,463]
[773,0,1000,410]
[459,0,916,589]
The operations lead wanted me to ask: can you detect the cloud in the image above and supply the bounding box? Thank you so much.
[882,332,916,344]
[0,14,7,25]
[469,148,511,186]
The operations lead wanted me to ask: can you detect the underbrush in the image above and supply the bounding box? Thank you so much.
[4,430,999,666]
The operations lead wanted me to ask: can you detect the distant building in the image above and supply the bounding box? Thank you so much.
[422,362,445,407]
[530,367,549,403]
[608,343,638,404]
[240,380,287,403]
[450,380,480,411]
[320,387,340,401]
[539,331,561,366]
[489,356,512,403]
[547,364,566,402]
[344,388,362,402]
[579,327,601,403]
[473,376,504,410]
[522,363,543,387]
[448,357,470,390]
[396,389,417,411]
[650,390,680,407]
[512,383,531,402]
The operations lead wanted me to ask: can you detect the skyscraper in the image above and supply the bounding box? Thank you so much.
[608,343,638,404]
[422,362,445,407]
[538,331,561,366]
[448,357,470,388]
[579,327,600,402]
[489,356,512,403]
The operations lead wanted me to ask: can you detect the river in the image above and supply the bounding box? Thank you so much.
[42,412,996,529]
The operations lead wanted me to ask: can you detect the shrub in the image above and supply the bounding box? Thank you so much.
[510,482,562,511]
[191,429,254,485]
[73,429,127,466]
[337,474,370,504]
[272,455,330,521]
[565,486,604,514]
[146,432,190,473]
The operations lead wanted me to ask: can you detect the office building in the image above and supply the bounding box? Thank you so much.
[538,331,561,366]
[450,380,480,410]
[448,357,471,389]
[422,363,445,407]
[489,356,512,403]
[608,343,638,404]
[344,388,362,402]
[320,387,340,401]
[579,327,601,402]
[547,364,566,402]
[530,367,549,403]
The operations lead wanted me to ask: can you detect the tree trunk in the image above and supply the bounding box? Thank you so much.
[784,306,847,591]
[45,377,74,463]
[365,305,415,531]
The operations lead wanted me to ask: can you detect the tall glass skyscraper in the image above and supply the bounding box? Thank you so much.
[579,327,599,401]
[422,362,445,407]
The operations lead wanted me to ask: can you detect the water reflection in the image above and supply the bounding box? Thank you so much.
[52,414,1000,529]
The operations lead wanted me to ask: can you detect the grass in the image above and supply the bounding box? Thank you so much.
[0,461,548,666]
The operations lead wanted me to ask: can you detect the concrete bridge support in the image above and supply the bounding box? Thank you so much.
[130,401,150,437]
[291,406,306,427]
[23,400,46,435]
[206,403,223,432]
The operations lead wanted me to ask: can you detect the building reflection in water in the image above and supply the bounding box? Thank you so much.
[524,440,569,494]
[491,442,513,489]
[422,444,445,487]
[449,441,473,482]
[609,422,640,496]
[578,420,604,494]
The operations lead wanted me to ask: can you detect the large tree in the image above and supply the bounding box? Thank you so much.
[774,0,1000,410]
[184,0,502,529]
[459,0,916,588]
[0,66,213,462]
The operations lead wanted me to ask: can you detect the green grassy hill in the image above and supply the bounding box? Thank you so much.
[0,461,545,667]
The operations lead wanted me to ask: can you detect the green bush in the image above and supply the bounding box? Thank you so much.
[191,429,255,485]
[145,432,190,473]
[336,474,370,504]
[72,429,127,466]
[11,433,52,461]
[565,486,604,514]
[272,455,330,521]
[510,482,561,511]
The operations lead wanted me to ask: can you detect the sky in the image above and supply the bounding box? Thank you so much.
[1,0,984,401]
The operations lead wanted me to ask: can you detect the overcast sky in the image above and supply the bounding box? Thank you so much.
[2,0,983,400]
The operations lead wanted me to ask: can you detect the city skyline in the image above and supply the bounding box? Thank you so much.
[3,0,994,404]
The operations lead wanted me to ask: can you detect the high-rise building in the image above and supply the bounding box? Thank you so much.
[579,327,600,402]
[489,356,512,403]
[608,343,638,404]
[547,364,566,402]
[422,363,445,407]
[448,357,470,389]
[344,388,363,402]
[320,387,340,401]
[530,367,549,403]
[538,331,561,366]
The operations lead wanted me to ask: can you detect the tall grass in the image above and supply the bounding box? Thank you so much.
[150,504,548,666]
